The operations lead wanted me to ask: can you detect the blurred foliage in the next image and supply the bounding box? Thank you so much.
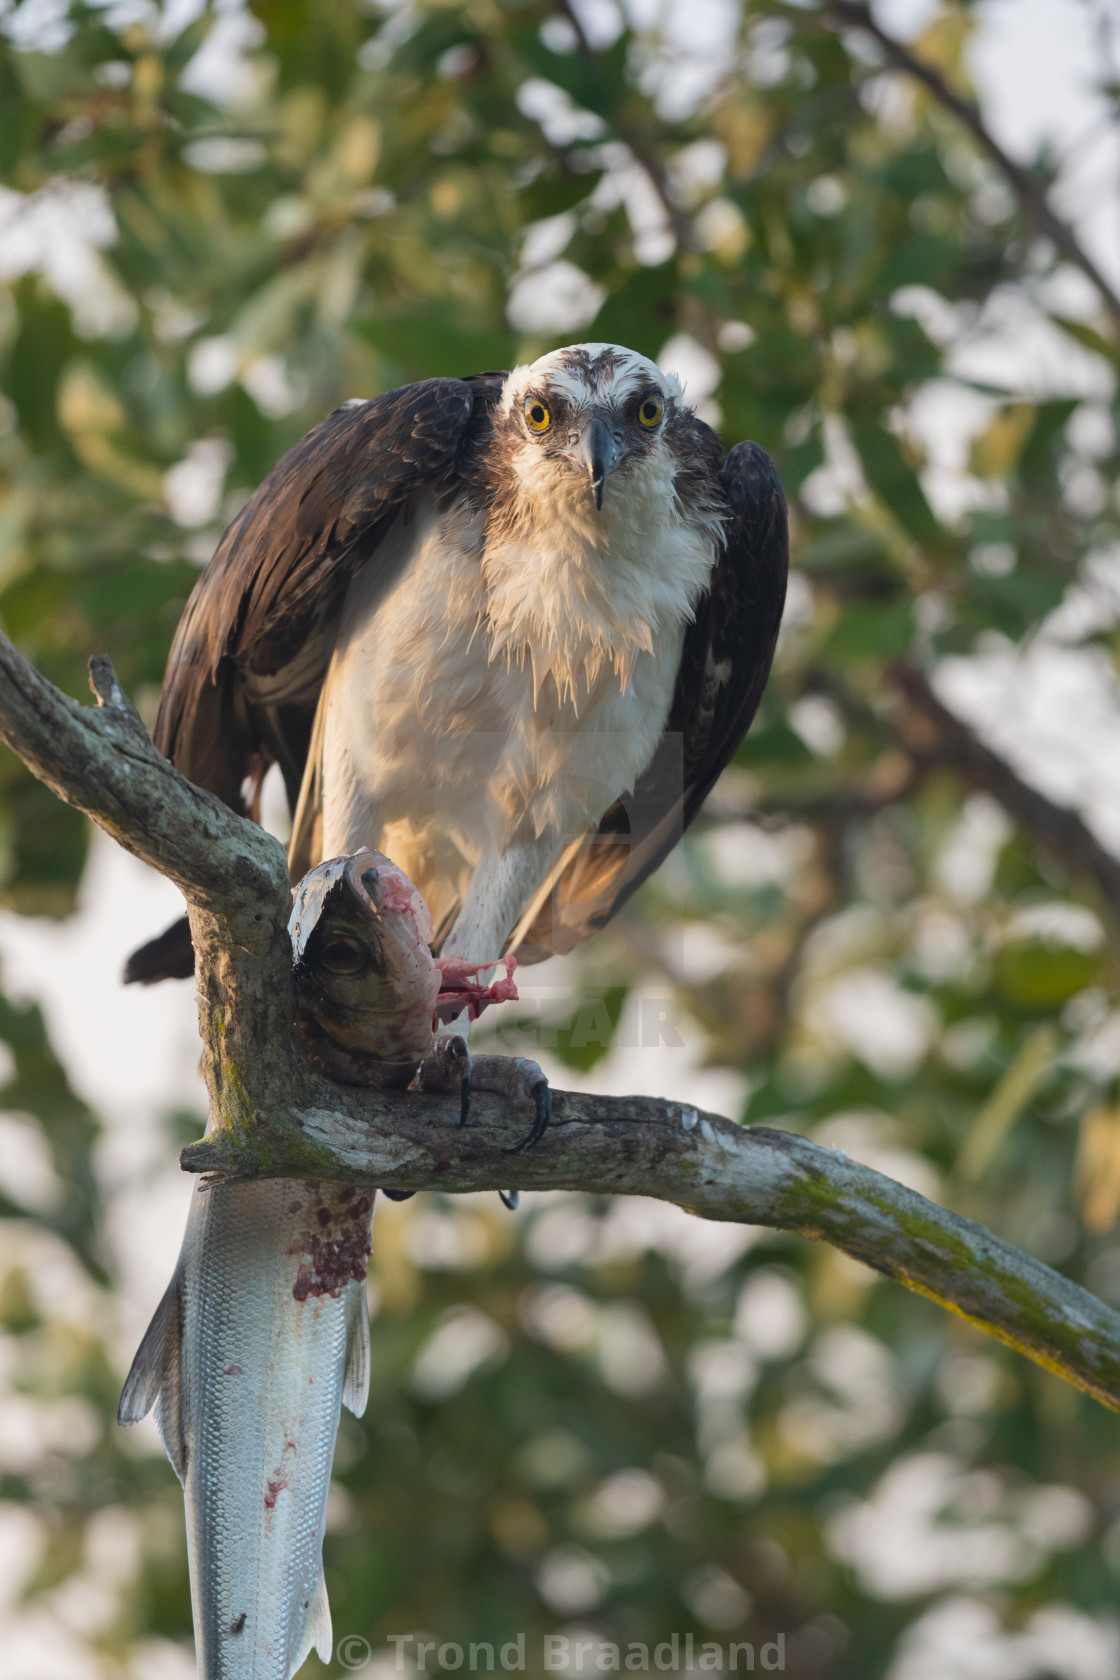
[2,0,1120,1676]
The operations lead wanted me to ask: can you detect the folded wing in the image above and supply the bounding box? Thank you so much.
[154,376,498,815]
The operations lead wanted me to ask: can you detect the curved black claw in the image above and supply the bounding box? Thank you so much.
[382,1188,415,1202]
[459,1070,472,1127]
[503,1080,551,1156]
[498,1189,520,1211]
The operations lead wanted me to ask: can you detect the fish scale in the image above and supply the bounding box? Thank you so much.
[120,1176,373,1678]
[119,846,527,1677]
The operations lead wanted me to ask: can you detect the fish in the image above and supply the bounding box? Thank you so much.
[118,850,546,1677]
[118,1176,373,1677]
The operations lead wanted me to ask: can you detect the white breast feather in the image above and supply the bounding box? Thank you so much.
[483,441,721,709]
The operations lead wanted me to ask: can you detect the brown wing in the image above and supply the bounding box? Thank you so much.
[127,375,503,984]
[510,439,788,961]
[154,375,501,813]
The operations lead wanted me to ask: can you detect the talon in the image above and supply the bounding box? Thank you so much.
[382,1188,415,1202]
[503,1079,551,1156]
[499,1189,520,1211]
[459,1070,471,1126]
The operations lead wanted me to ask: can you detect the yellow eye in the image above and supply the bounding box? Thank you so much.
[524,397,551,433]
[638,394,664,429]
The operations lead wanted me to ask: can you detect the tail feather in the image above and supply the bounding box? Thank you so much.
[288,670,328,882]
[124,916,195,984]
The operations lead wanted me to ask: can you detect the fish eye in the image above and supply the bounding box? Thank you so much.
[524,397,551,433]
[638,394,664,429]
[318,935,365,975]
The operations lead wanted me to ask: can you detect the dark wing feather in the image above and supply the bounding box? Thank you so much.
[668,438,789,826]
[511,439,788,960]
[125,375,500,984]
[154,376,498,812]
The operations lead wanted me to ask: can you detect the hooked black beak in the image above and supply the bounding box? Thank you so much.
[575,416,620,511]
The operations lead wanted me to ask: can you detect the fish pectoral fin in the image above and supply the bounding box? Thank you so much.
[342,1278,370,1418]
[118,1271,181,1424]
[117,1270,188,1482]
[290,1568,333,1677]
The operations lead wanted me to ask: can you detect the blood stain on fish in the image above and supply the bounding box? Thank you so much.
[264,1439,298,1509]
[290,1189,373,1300]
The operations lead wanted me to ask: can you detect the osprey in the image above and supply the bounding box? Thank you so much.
[128,343,787,1008]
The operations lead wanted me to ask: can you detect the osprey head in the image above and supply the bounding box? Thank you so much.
[499,343,684,511]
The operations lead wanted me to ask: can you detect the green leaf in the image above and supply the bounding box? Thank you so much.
[993,940,1101,1013]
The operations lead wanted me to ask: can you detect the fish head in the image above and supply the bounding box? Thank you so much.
[289,850,440,1062]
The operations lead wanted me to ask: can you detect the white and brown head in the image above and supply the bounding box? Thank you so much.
[479,342,726,702]
[495,342,691,512]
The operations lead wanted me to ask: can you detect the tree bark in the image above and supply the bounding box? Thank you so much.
[0,632,1118,1411]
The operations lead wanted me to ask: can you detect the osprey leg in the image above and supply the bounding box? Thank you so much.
[468,1055,552,1154]
[414,1037,552,1157]
[442,835,562,971]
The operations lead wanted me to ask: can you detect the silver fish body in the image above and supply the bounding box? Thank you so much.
[120,1177,373,1678]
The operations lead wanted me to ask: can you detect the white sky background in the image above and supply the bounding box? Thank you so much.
[0,0,1116,1316]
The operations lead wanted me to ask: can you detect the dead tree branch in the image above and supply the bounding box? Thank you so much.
[184,1091,1120,1415]
[0,640,296,1142]
[822,0,1120,334]
[0,631,1119,1409]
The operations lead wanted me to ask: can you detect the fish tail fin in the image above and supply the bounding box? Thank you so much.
[117,1271,187,1482]
[290,1567,333,1677]
[342,1279,370,1418]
